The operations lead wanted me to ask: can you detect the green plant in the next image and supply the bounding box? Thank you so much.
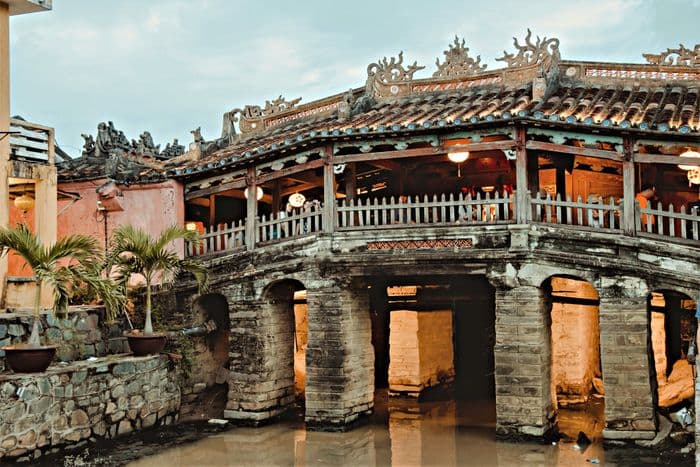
[0,223,124,347]
[108,225,208,335]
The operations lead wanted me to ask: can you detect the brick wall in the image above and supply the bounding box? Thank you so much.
[305,279,374,429]
[388,310,455,396]
[494,285,554,437]
[598,276,655,439]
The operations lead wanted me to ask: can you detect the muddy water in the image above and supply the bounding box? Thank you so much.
[126,393,635,467]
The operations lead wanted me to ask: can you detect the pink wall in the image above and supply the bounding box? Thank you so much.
[7,201,36,276]
[57,179,185,255]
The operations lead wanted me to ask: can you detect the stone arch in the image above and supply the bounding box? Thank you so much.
[542,274,603,438]
[648,288,696,410]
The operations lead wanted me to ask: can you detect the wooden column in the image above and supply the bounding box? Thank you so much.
[555,167,567,223]
[245,166,257,250]
[271,180,282,216]
[527,151,539,195]
[622,139,636,236]
[515,126,529,224]
[345,162,357,202]
[323,148,336,233]
[209,194,216,227]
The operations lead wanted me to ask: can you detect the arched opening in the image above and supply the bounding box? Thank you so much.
[369,275,496,441]
[544,275,604,440]
[181,293,231,420]
[262,279,307,415]
[648,290,696,412]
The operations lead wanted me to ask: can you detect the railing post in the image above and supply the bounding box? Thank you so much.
[622,138,636,236]
[323,147,336,233]
[245,166,257,250]
[515,126,529,224]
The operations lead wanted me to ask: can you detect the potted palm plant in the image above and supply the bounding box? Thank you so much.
[109,225,207,356]
[0,224,123,373]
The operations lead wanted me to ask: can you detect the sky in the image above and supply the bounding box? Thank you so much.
[9,0,700,157]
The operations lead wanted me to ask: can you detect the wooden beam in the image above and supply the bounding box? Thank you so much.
[185,178,247,201]
[323,146,335,233]
[209,195,216,227]
[333,140,516,165]
[622,139,636,236]
[526,140,623,161]
[245,167,257,250]
[515,126,529,224]
[345,162,357,202]
[281,182,316,197]
[256,158,325,184]
[633,152,700,166]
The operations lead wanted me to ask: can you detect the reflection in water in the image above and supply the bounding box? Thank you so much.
[129,391,609,467]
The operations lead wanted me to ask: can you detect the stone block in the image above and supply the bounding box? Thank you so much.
[70,409,89,427]
[8,324,25,337]
[602,429,656,440]
[0,324,7,338]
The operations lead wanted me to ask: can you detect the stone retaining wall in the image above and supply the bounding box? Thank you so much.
[0,354,180,462]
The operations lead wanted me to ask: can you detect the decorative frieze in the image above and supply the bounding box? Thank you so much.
[433,36,487,78]
[366,51,425,98]
[643,44,700,67]
[496,29,560,68]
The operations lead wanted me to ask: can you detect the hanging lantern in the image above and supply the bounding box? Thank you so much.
[14,194,35,212]
[678,149,700,186]
[448,151,469,177]
[185,222,198,232]
[288,192,306,208]
[244,186,264,200]
[678,149,700,171]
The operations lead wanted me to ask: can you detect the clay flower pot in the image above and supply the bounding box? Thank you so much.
[2,344,56,373]
[126,332,168,356]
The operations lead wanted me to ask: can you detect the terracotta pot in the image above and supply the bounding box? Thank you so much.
[3,344,56,373]
[126,333,168,356]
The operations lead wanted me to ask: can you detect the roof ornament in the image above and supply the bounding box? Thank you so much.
[643,44,700,67]
[496,29,560,68]
[226,95,302,136]
[433,36,487,78]
[366,51,425,98]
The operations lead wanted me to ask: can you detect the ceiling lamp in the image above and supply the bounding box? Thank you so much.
[14,194,35,212]
[678,149,700,186]
[244,186,264,201]
[448,151,469,177]
[288,192,306,208]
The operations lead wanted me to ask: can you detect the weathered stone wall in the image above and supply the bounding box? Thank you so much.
[0,307,128,371]
[494,285,553,437]
[388,310,455,396]
[0,354,180,462]
[305,279,374,429]
[599,276,655,439]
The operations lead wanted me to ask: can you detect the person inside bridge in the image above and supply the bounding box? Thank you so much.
[635,183,656,231]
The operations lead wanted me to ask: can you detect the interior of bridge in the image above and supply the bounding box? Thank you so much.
[545,276,605,441]
[649,290,696,411]
[367,275,496,429]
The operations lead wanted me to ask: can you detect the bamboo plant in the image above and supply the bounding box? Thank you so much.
[108,225,207,335]
[0,223,123,347]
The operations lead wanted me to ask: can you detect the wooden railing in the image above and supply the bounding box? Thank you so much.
[257,204,323,243]
[185,192,700,257]
[187,220,245,257]
[530,193,622,231]
[638,203,700,241]
[337,192,514,229]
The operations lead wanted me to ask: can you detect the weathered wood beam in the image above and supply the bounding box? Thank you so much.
[622,138,636,236]
[281,182,316,196]
[526,140,622,161]
[256,158,325,184]
[245,166,257,250]
[185,178,247,201]
[323,146,335,233]
[633,153,700,166]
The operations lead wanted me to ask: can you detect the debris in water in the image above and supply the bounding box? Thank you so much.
[587,458,600,464]
[669,407,693,427]
[208,419,228,425]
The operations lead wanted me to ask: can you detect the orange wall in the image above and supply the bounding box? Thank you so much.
[7,201,36,276]
[57,179,185,255]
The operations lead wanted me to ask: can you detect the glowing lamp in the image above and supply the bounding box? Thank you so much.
[288,193,306,208]
[185,222,198,232]
[244,186,264,200]
[447,151,469,163]
[448,151,469,177]
[14,194,35,212]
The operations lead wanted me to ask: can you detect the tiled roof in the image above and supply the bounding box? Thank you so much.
[168,76,700,178]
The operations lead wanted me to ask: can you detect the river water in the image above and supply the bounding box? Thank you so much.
[125,391,671,467]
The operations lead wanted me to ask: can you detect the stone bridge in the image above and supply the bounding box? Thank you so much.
[172,221,700,440]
